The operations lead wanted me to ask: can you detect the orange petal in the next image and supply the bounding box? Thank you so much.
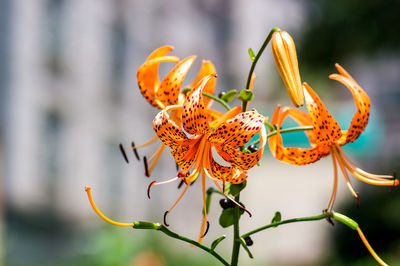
[146,45,174,61]
[187,60,217,108]
[137,55,180,108]
[268,105,327,165]
[303,83,342,146]
[208,110,266,149]
[182,75,215,135]
[281,106,317,145]
[153,105,188,150]
[156,56,196,108]
[329,64,370,144]
[206,156,248,184]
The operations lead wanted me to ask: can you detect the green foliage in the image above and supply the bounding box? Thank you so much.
[271,211,282,227]
[220,89,237,102]
[237,89,254,102]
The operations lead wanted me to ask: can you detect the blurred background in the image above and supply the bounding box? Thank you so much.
[1,0,400,265]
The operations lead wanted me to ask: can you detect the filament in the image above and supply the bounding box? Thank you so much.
[332,147,359,199]
[84,186,134,227]
[327,150,338,212]
[148,144,166,174]
[132,135,159,149]
[198,171,208,243]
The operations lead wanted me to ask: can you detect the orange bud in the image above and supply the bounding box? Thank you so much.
[271,31,304,107]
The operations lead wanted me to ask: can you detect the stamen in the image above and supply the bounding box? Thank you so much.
[147,177,180,199]
[327,150,339,212]
[119,143,129,164]
[201,221,210,238]
[131,141,140,161]
[356,227,388,266]
[177,179,185,189]
[148,144,166,174]
[176,162,179,171]
[84,186,134,227]
[132,135,159,149]
[163,211,169,226]
[332,147,359,199]
[143,156,150,177]
[166,183,190,215]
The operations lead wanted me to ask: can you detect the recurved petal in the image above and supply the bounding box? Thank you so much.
[145,45,175,61]
[206,157,248,184]
[303,83,342,146]
[137,56,180,108]
[269,105,325,165]
[329,64,370,144]
[187,60,217,108]
[153,105,188,150]
[208,110,266,149]
[182,75,215,135]
[156,56,196,108]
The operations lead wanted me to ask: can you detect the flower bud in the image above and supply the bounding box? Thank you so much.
[271,30,304,107]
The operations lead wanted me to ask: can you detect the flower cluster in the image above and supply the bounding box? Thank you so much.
[85,29,398,266]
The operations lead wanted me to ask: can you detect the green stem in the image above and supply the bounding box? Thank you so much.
[157,225,230,266]
[245,27,280,91]
[241,212,333,239]
[251,125,314,146]
[202,92,232,111]
[230,194,241,266]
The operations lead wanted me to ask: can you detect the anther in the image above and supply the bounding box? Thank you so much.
[143,156,150,177]
[355,192,360,209]
[147,181,157,199]
[247,144,258,153]
[201,221,210,238]
[175,162,179,171]
[131,141,140,161]
[177,179,185,189]
[244,236,253,246]
[163,211,170,226]
[119,143,129,164]
[239,202,253,218]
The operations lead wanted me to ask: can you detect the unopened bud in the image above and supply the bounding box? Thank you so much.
[271,31,304,107]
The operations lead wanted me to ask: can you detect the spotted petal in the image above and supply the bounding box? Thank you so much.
[303,83,342,147]
[137,46,179,108]
[206,156,248,184]
[156,56,196,108]
[268,105,326,165]
[329,64,370,145]
[187,60,217,107]
[208,110,266,149]
[182,75,215,135]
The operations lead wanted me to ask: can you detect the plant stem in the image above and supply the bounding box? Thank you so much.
[230,194,241,266]
[157,225,230,266]
[250,125,314,146]
[202,92,232,111]
[245,27,280,91]
[241,212,333,239]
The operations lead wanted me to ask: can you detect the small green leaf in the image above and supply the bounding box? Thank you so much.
[237,89,254,102]
[211,235,226,250]
[248,48,256,61]
[220,90,237,102]
[229,181,247,197]
[219,208,235,228]
[271,211,282,227]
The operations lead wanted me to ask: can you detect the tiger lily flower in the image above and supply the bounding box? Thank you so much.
[151,75,267,242]
[135,46,220,176]
[269,64,399,211]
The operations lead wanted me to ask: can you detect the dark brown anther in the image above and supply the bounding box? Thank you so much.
[244,236,253,246]
[201,221,210,238]
[119,143,129,164]
[355,192,360,209]
[163,211,170,226]
[222,181,225,192]
[390,170,397,192]
[177,179,185,189]
[147,181,156,199]
[143,156,150,177]
[175,162,179,171]
[131,141,140,161]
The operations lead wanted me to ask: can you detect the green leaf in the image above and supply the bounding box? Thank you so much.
[229,181,247,197]
[271,211,282,227]
[219,208,235,228]
[248,48,256,61]
[220,90,237,102]
[237,89,254,102]
[210,235,226,251]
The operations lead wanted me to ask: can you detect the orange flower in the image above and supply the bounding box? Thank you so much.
[269,64,399,211]
[134,46,220,176]
[151,75,267,242]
